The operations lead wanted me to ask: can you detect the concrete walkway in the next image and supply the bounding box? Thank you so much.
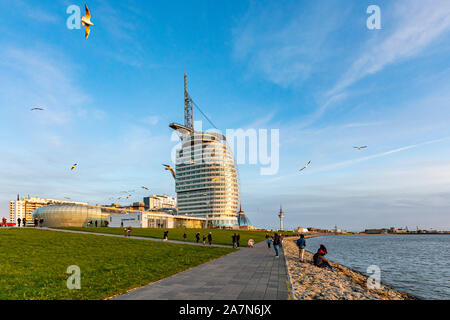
[113,241,292,300]
[42,227,232,248]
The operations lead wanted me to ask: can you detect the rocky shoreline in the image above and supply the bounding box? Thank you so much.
[283,237,417,300]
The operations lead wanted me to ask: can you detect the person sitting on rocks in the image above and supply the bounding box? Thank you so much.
[313,245,333,270]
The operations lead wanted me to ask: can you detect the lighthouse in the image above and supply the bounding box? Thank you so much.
[278,205,284,231]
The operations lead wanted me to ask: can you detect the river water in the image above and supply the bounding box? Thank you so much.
[304,234,449,300]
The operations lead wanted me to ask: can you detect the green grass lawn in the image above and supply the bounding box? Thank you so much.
[54,227,273,247]
[0,228,235,300]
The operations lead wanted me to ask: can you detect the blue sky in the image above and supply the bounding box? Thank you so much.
[1,0,450,231]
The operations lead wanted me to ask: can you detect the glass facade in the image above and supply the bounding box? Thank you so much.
[238,213,252,228]
[33,204,141,227]
[173,130,240,228]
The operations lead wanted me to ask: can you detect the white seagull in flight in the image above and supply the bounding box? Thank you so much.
[353,146,368,151]
[163,164,176,179]
[299,161,311,172]
[81,4,94,39]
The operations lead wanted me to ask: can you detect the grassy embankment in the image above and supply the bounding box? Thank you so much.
[0,228,235,300]
[54,227,273,247]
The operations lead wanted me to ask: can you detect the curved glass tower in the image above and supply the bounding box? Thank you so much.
[169,74,240,228]
[170,125,240,228]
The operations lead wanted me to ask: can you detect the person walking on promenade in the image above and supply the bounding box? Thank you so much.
[267,236,272,249]
[202,235,206,245]
[127,226,132,237]
[163,230,168,241]
[22,218,26,227]
[195,232,200,243]
[236,233,241,248]
[17,218,21,228]
[34,218,38,228]
[124,227,127,237]
[2,217,7,227]
[95,220,98,227]
[232,233,237,248]
[183,233,187,241]
[39,218,44,227]
[296,234,306,262]
[121,221,124,228]
[207,232,212,246]
[273,233,281,258]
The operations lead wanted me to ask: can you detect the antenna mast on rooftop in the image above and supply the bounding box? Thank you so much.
[184,73,194,130]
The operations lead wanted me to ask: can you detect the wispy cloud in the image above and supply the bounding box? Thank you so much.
[328,0,450,98]
[15,0,60,24]
[232,0,344,87]
[312,137,450,173]
[0,45,90,125]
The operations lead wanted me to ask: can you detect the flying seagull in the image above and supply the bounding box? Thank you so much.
[71,163,78,171]
[31,107,44,111]
[141,186,149,190]
[299,161,311,172]
[81,4,94,39]
[353,146,368,151]
[163,164,176,179]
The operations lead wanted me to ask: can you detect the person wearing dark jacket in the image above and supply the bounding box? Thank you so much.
[17,218,21,227]
[195,232,200,243]
[232,233,237,248]
[236,233,241,248]
[296,235,306,262]
[207,232,212,245]
[313,245,333,270]
[273,233,281,258]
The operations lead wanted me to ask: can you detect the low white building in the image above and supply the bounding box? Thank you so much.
[108,212,207,229]
[143,195,176,210]
[296,227,309,233]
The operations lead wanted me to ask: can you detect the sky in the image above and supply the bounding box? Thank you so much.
[1,0,450,231]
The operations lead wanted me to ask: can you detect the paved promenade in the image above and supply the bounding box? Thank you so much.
[113,241,292,300]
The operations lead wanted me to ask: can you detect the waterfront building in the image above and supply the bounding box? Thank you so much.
[237,205,253,230]
[169,74,240,228]
[33,203,206,228]
[143,195,176,210]
[108,212,205,229]
[10,195,87,226]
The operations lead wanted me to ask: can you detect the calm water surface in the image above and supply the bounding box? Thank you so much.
[304,234,450,300]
